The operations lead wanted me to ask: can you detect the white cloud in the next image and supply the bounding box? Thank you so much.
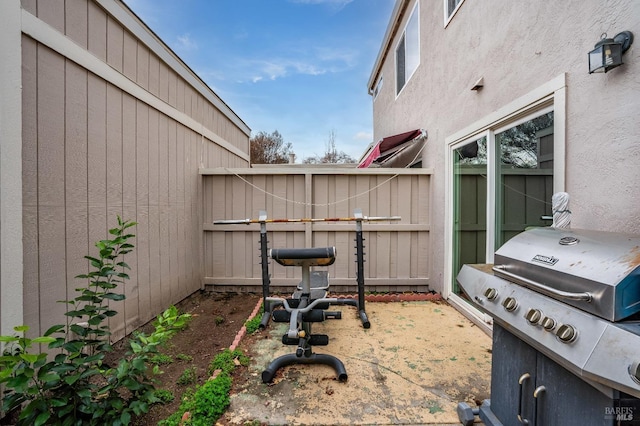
[174,33,198,51]
[239,45,357,83]
[261,61,288,80]
[315,47,358,70]
[291,61,325,75]
[241,58,326,83]
[354,131,372,141]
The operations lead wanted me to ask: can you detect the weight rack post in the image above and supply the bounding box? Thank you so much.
[354,209,370,328]
[258,210,272,329]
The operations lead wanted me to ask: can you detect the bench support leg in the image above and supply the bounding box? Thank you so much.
[262,353,347,383]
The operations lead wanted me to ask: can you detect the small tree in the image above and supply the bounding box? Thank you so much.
[0,217,191,426]
[250,130,293,164]
[303,130,356,164]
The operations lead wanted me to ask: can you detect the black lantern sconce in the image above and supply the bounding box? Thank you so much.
[588,31,634,73]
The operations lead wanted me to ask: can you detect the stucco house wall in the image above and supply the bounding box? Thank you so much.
[0,0,251,342]
[369,0,640,297]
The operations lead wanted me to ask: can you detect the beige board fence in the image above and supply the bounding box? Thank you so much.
[12,0,250,343]
[201,166,432,294]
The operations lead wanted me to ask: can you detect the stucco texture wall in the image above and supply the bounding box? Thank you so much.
[371,0,640,293]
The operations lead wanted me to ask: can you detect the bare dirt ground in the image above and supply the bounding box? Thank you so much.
[1,293,491,425]
[222,300,492,425]
[121,291,260,426]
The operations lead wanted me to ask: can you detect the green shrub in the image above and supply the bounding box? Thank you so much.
[207,349,249,376]
[187,375,232,425]
[159,375,232,426]
[0,217,190,426]
[159,349,248,426]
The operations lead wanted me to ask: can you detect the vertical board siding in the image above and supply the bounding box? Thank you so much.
[18,2,250,343]
[147,108,162,315]
[106,84,124,340]
[65,0,88,49]
[135,101,151,325]
[203,171,431,292]
[37,45,68,335]
[37,0,64,33]
[88,0,107,62]
[21,36,40,337]
[64,61,90,332]
[122,93,139,332]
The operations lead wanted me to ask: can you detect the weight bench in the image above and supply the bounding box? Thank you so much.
[213,209,401,384]
[262,246,350,383]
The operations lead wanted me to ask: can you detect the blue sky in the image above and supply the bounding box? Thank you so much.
[124,0,395,161]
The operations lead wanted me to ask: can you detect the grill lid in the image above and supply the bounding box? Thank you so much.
[493,227,640,321]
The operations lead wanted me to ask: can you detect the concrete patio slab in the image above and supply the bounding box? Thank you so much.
[223,300,491,425]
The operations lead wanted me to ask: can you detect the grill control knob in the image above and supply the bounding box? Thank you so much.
[556,324,577,343]
[541,316,556,331]
[502,297,518,312]
[525,309,543,325]
[629,362,640,384]
[484,288,498,301]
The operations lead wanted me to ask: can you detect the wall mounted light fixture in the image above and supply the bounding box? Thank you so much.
[588,31,634,73]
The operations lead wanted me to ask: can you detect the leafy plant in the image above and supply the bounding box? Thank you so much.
[153,305,192,339]
[244,305,264,334]
[176,353,193,362]
[207,349,249,376]
[150,353,174,365]
[177,367,197,386]
[153,389,175,404]
[159,349,248,426]
[0,217,189,426]
[184,375,232,425]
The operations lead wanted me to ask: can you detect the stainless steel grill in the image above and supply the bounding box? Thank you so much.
[457,227,640,426]
[493,227,640,321]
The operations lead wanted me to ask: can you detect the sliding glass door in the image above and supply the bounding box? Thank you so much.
[451,110,554,299]
[452,136,487,294]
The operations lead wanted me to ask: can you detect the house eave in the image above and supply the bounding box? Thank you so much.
[367,0,411,95]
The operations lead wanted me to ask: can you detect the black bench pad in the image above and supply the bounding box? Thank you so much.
[270,247,336,266]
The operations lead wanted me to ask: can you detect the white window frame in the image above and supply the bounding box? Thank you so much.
[443,74,567,329]
[395,1,420,97]
[444,0,465,27]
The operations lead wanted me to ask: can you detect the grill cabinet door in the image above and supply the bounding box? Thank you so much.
[535,352,614,425]
[489,324,537,425]
[489,325,615,426]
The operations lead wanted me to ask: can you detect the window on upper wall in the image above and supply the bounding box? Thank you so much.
[373,75,383,101]
[395,2,419,96]
[444,0,465,26]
